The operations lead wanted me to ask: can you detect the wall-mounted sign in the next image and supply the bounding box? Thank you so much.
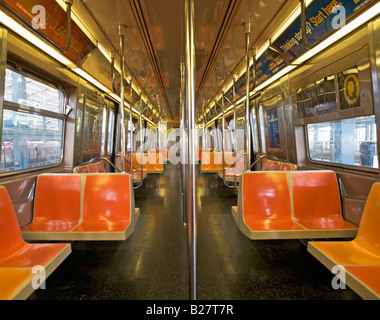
[338,66,361,109]
[343,74,359,105]
[2,0,95,65]
[255,48,287,86]
[271,0,375,63]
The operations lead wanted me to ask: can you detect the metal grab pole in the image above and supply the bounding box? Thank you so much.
[185,0,197,300]
[300,0,312,48]
[244,22,251,171]
[136,98,147,189]
[232,77,238,193]
[221,97,226,184]
[119,24,126,173]
[129,79,134,178]
[63,0,73,53]
[180,59,187,225]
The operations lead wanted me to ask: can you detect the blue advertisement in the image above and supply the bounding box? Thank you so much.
[234,66,255,102]
[271,0,375,63]
[255,48,287,86]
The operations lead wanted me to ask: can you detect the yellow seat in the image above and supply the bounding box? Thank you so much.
[201,151,234,173]
[308,182,380,299]
[0,186,71,300]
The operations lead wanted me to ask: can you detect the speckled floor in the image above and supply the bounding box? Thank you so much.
[28,164,361,300]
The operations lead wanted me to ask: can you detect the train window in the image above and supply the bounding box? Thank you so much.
[267,108,281,149]
[250,108,259,154]
[296,75,337,119]
[4,69,64,113]
[258,105,266,153]
[203,126,211,149]
[101,107,107,156]
[1,67,64,173]
[235,104,245,153]
[307,115,378,169]
[118,116,129,153]
[82,99,104,162]
[107,109,115,155]
[214,119,223,151]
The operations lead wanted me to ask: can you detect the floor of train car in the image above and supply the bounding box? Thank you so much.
[28,164,360,300]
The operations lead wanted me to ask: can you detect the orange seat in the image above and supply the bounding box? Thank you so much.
[197,148,213,162]
[201,151,219,172]
[280,162,297,171]
[21,174,82,234]
[131,170,148,182]
[261,159,297,171]
[73,165,89,173]
[0,268,35,300]
[308,182,380,299]
[72,174,136,240]
[197,148,202,162]
[235,172,303,239]
[217,154,246,182]
[261,159,272,171]
[232,171,358,240]
[292,171,357,234]
[201,152,234,173]
[73,161,106,173]
[0,186,71,299]
[133,153,163,173]
[116,155,148,183]
[344,266,380,300]
[269,160,282,170]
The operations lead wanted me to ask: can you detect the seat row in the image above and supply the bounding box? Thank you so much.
[216,156,298,183]
[201,151,235,173]
[261,158,298,171]
[116,153,163,175]
[21,173,140,241]
[216,153,246,183]
[233,170,380,299]
[232,170,357,239]
[115,154,149,183]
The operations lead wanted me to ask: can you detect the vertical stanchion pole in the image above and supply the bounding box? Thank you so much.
[180,58,187,225]
[221,97,226,184]
[129,78,134,177]
[185,0,197,300]
[119,24,126,173]
[244,22,251,171]
[232,77,238,193]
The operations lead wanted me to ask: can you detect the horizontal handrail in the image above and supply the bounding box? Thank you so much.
[115,154,145,189]
[115,153,144,172]
[87,157,121,173]
[250,154,294,170]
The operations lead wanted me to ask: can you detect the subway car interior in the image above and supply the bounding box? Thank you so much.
[0,0,380,307]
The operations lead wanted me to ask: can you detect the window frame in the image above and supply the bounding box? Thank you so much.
[305,115,378,172]
[0,64,66,175]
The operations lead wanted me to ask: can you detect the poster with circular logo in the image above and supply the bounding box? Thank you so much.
[338,68,360,110]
